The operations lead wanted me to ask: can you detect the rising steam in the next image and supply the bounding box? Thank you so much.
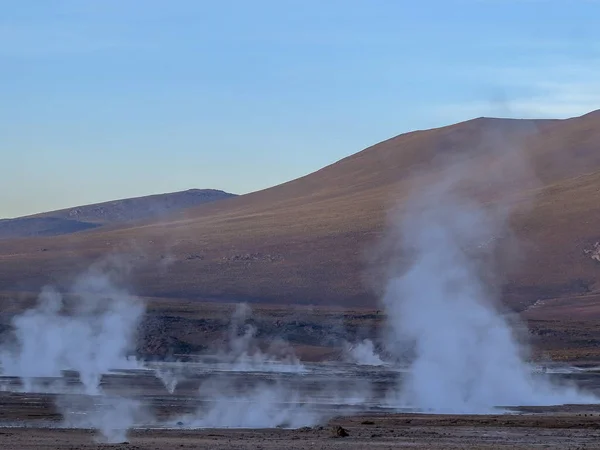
[0,270,143,394]
[0,260,146,442]
[58,395,148,444]
[215,303,305,373]
[345,339,385,366]
[381,134,597,413]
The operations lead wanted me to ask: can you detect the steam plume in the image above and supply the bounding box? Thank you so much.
[381,129,596,412]
[215,303,304,373]
[0,259,146,442]
[345,339,384,366]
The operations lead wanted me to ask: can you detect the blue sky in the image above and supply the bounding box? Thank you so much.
[1,0,599,218]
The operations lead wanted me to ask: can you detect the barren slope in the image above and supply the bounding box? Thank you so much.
[1,112,600,309]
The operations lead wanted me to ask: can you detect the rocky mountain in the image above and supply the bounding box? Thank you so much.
[0,189,236,239]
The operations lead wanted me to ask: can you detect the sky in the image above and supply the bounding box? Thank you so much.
[1,0,599,218]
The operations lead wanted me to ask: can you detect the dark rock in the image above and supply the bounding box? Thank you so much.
[333,425,349,437]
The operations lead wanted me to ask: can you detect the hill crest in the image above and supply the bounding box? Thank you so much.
[0,188,236,239]
[1,111,600,310]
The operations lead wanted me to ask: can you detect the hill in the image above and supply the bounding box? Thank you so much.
[0,189,236,239]
[0,217,100,240]
[1,112,600,312]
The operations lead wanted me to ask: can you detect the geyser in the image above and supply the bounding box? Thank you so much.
[0,261,146,442]
[381,142,597,413]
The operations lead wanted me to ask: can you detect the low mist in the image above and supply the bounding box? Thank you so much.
[215,303,305,373]
[175,379,319,429]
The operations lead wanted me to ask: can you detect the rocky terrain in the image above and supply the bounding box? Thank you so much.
[3,408,600,449]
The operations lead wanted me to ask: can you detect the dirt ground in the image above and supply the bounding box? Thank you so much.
[2,410,600,449]
[3,297,600,449]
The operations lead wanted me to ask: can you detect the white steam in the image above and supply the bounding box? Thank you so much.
[58,395,148,443]
[345,339,385,366]
[0,277,143,394]
[0,262,147,442]
[174,376,373,429]
[155,365,181,394]
[0,287,142,394]
[176,381,319,429]
[215,303,305,373]
[381,137,597,413]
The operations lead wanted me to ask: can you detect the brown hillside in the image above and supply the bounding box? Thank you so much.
[1,112,600,310]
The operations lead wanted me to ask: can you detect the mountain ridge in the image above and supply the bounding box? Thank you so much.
[1,112,600,311]
[0,188,236,240]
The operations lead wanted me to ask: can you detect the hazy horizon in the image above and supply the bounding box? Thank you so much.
[2,1,599,217]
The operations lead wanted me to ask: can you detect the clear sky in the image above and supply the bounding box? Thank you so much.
[1,0,599,218]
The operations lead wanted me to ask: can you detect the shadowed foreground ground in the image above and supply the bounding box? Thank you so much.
[3,411,600,449]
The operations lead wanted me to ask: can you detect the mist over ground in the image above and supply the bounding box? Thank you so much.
[1,126,598,443]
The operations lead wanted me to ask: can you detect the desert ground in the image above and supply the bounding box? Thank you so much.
[4,296,600,449]
[2,356,600,449]
[4,412,600,450]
